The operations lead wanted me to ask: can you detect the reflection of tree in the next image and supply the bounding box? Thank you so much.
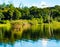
[0,28,3,42]
[4,43,6,47]
[0,28,3,46]
[11,44,14,47]
[20,40,22,47]
[0,24,60,46]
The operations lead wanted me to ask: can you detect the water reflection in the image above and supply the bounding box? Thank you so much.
[0,24,60,47]
[42,39,48,47]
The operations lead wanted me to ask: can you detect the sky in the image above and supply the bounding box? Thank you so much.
[0,0,60,8]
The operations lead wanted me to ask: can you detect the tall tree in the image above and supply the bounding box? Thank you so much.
[0,11,4,20]
[13,9,21,20]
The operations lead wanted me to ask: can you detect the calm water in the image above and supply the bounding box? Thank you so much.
[0,24,60,47]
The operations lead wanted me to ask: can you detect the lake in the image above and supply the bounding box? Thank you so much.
[0,24,60,47]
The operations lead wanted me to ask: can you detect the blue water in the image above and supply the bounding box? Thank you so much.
[0,39,60,47]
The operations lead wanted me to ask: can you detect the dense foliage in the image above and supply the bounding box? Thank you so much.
[0,3,60,23]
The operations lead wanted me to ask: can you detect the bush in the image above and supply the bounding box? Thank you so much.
[0,20,10,24]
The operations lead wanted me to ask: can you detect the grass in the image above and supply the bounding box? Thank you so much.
[0,20,11,31]
[0,20,60,32]
[52,21,60,30]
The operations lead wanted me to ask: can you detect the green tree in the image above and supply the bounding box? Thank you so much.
[0,12,4,20]
[13,9,21,20]
[7,4,14,20]
[0,3,6,9]
[30,6,41,18]
[8,8,14,20]
[21,7,31,19]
